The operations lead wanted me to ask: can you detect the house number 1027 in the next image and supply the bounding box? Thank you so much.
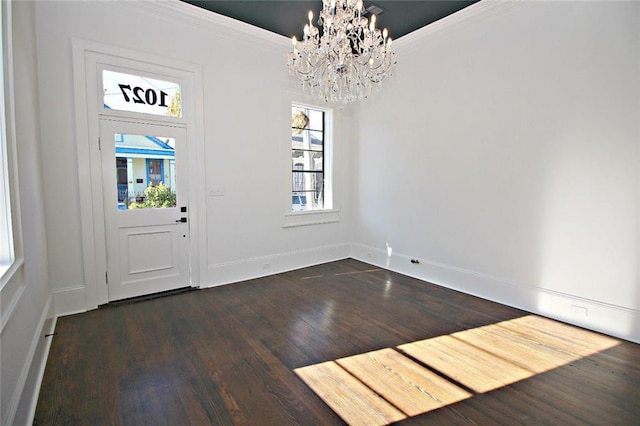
[118,84,169,107]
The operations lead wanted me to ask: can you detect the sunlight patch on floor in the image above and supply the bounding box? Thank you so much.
[294,315,620,425]
[295,358,406,426]
[296,348,471,425]
[337,348,472,416]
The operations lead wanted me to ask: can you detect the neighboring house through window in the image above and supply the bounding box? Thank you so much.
[112,132,175,208]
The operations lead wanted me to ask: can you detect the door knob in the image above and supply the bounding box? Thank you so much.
[175,217,187,223]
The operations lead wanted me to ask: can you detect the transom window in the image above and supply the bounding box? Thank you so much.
[291,104,329,211]
[102,69,181,117]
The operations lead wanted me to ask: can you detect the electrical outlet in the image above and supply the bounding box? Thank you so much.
[571,305,588,317]
[208,185,224,197]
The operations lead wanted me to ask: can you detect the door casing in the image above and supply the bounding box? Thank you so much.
[72,38,205,310]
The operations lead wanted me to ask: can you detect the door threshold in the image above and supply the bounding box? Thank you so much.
[101,286,197,307]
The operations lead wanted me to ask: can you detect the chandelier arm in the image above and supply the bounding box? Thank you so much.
[367,58,389,72]
[287,0,395,103]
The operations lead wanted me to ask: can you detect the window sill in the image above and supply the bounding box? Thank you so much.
[283,209,340,228]
[0,258,24,290]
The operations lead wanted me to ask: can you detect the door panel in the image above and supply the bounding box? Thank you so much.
[100,119,189,301]
[121,227,176,275]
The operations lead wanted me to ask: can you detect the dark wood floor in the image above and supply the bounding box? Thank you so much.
[35,259,640,425]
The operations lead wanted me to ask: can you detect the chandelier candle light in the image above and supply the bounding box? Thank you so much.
[287,0,396,104]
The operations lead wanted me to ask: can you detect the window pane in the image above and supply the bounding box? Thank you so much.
[292,150,304,168]
[311,152,323,171]
[292,189,324,211]
[0,130,12,268]
[292,192,308,211]
[292,108,309,131]
[306,109,324,131]
[292,172,324,198]
[0,8,14,269]
[291,130,322,147]
[112,132,177,210]
[291,131,322,148]
[308,131,323,150]
[103,70,182,117]
[292,151,323,172]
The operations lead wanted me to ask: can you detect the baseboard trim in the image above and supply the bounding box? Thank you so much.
[53,285,87,317]
[21,313,56,426]
[4,294,54,426]
[205,243,351,287]
[350,243,640,344]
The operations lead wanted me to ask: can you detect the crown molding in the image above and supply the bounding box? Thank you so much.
[117,1,522,58]
[120,0,291,50]
[394,0,523,56]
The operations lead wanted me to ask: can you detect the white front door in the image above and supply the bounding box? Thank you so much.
[100,118,190,301]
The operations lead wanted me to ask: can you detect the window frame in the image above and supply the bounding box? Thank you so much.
[283,100,339,228]
[0,0,24,287]
[291,104,326,211]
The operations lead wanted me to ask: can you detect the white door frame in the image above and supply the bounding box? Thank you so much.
[72,38,206,309]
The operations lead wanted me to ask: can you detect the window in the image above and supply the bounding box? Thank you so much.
[291,104,329,211]
[111,132,176,210]
[116,157,128,202]
[0,97,13,274]
[102,69,181,117]
[146,159,164,186]
[0,1,16,280]
[284,102,338,227]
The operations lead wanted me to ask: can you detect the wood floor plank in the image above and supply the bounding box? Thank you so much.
[35,259,640,425]
[295,361,406,426]
[336,348,472,416]
[399,334,535,393]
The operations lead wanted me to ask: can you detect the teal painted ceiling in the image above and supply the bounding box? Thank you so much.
[181,1,479,40]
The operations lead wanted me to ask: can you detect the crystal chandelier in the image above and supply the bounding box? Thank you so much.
[287,0,396,104]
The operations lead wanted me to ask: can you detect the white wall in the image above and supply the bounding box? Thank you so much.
[3,0,637,422]
[352,1,640,342]
[33,0,354,312]
[1,2,53,425]
[31,0,639,338]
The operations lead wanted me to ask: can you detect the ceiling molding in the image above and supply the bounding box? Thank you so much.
[394,0,522,56]
[124,1,524,60]
[121,0,291,50]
